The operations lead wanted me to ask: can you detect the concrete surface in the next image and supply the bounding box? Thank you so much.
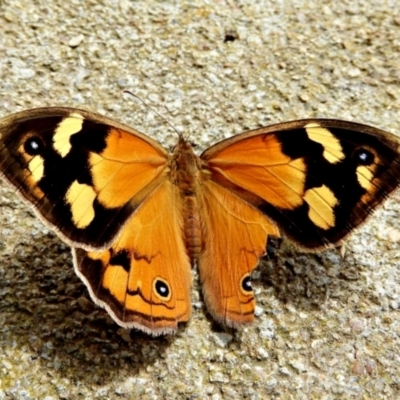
[0,1,399,399]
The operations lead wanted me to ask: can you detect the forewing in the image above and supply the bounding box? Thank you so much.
[202,120,400,249]
[0,107,168,249]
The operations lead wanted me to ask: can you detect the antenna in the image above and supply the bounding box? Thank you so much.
[123,90,183,139]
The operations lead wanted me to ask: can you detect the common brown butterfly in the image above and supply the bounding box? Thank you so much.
[0,107,399,335]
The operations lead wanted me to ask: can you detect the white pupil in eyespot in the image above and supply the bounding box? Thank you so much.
[359,152,367,161]
[30,140,39,150]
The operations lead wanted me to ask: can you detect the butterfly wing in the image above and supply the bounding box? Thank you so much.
[196,119,400,327]
[0,107,192,334]
[0,107,168,250]
[202,119,400,249]
[74,180,192,335]
[197,180,279,327]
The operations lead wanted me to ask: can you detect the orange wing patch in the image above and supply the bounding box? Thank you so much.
[205,134,307,209]
[89,128,168,209]
[74,180,192,334]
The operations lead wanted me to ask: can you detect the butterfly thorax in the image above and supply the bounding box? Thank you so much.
[169,138,204,264]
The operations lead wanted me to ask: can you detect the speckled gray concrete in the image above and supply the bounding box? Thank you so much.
[0,1,399,399]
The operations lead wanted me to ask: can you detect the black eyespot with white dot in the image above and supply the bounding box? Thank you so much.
[154,278,170,300]
[24,136,44,156]
[241,274,253,294]
[354,148,374,166]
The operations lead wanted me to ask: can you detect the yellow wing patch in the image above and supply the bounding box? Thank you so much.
[65,181,97,229]
[305,123,345,164]
[102,264,129,304]
[28,155,44,181]
[303,185,337,230]
[53,113,84,157]
[357,165,375,190]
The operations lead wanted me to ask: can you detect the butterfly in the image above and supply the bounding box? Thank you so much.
[0,107,399,335]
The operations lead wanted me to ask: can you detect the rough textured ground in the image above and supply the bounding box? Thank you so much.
[0,1,400,399]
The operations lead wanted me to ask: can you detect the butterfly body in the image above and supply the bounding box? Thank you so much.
[0,107,399,335]
[168,138,203,262]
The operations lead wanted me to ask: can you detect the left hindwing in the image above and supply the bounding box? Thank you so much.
[202,119,400,249]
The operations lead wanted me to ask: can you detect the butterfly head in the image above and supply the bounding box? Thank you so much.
[169,136,202,180]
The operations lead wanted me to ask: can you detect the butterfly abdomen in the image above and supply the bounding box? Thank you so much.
[170,138,204,264]
[182,195,202,264]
